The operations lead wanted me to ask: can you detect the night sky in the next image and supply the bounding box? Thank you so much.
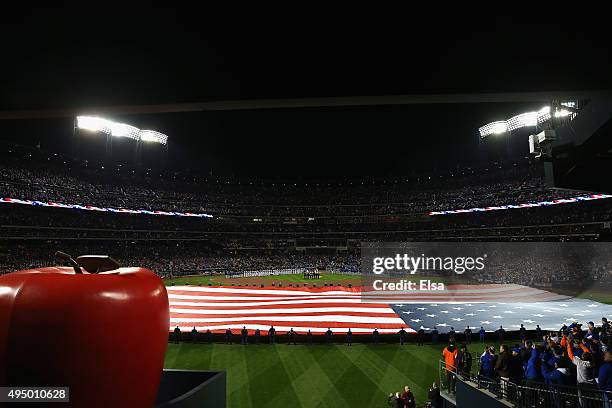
[1,8,611,178]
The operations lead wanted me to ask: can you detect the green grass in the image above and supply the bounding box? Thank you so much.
[164,342,443,407]
[164,275,219,286]
[163,271,359,287]
[561,289,612,305]
[163,272,473,287]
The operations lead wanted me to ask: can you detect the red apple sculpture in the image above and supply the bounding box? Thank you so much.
[0,255,169,407]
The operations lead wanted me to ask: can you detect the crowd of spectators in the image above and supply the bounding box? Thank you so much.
[2,236,611,295]
[0,144,587,218]
[473,245,612,287]
[441,318,612,405]
[0,240,360,277]
[2,201,611,240]
[2,143,612,292]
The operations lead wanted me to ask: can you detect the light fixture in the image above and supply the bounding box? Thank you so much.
[478,121,508,137]
[139,130,168,145]
[76,116,168,144]
[479,103,577,138]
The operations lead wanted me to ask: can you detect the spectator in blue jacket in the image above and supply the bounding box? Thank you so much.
[480,346,495,379]
[523,343,542,407]
[525,344,542,382]
[541,358,570,386]
[599,351,612,406]
[541,357,571,408]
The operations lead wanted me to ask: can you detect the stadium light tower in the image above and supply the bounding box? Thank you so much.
[477,103,578,159]
[74,116,169,164]
[478,104,577,139]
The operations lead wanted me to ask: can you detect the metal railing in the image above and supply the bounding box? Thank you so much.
[224,267,308,278]
[438,360,612,407]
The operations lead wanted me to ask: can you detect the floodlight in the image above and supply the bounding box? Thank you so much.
[76,116,112,134]
[108,122,140,140]
[507,112,538,131]
[554,109,572,118]
[537,106,551,124]
[480,103,578,138]
[478,121,508,138]
[76,116,168,144]
[139,130,168,145]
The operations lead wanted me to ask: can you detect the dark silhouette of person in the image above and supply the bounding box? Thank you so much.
[173,325,181,344]
[225,328,233,344]
[457,344,473,378]
[346,328,352,346]
[448,327,456,343]
[398,327,407,345]
[254,329,261,344]
[241,326,248,345]
[417,328,425,346]
[464,326,472,344]
[432,327,439,344]
[288,328,297,345]
[373,328,379,345]
[519,324,527,342]
[268,325,276,344]
[428,383,441,408]
[326,328,333,344]
[496,326,505,343]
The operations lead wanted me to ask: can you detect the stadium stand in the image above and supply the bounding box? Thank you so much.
[2,143,612,286]
[0,143,585,217]
[436,319,612,407]
[2,143,612,408]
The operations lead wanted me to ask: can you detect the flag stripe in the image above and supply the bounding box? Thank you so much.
[170,315,405,324]
[172,325,406,334]
[169,300,389,308]
[168,285,407,334]
[167,284,570,335]
[170,307,396,315]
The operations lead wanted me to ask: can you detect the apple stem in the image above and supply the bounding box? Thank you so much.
[55,251,83,274]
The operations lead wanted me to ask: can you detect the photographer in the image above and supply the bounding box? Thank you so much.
[428,383,441,408]
[387,392,403,408]
[459,344,473,378]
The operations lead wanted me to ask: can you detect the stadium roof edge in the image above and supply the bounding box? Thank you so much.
[1,91,612,119]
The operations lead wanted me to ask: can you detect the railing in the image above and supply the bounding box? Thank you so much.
[438,360,612,407]
[162,267,361,280]
[438,360,460,399]
[476,376,607,408]
[162,268,226,279]
[224,267,308,279]
[326,267,361,275]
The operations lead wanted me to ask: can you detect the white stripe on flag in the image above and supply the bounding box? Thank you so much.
[170,315,405,324]
[169,307,396,315]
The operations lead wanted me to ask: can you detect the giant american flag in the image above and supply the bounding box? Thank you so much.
[167,284,612,334]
